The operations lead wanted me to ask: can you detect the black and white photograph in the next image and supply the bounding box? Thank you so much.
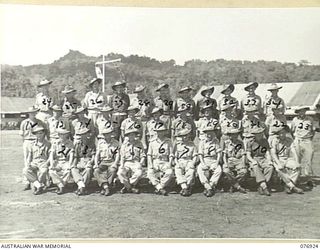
[0,3,320,240]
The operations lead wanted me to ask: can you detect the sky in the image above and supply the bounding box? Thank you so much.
[1,4,320,66]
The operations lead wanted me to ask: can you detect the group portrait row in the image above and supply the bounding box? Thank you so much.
[19,77,319,197]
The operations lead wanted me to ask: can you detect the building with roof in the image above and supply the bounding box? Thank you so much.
[0,96,34,129]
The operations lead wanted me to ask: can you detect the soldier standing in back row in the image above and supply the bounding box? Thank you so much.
[82,78,105,126]
[195,86,217,120]
[109,81,130,140]
[35,79,54,124]
[291,106,319,188]
[241,82,263,118]
[218,84,239,119]
[61,85,81,121]
[173,86,196,118]
[264,83,286,116]
[154,82,174,125]
[131,85,154,148]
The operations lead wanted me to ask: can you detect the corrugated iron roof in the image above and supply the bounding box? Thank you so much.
[1,96,35,114]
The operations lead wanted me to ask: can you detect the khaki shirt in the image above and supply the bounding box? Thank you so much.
[98,138,120,163]
[120,140,146,162]
[74,139,96,160]
[154,96,174,116]
[51,139,74,162]
[217,95,238,111]
[131,96,154,120]
[19,118,44,140]
[174,97,196,116]
[171,117,196,138]
[30,139,51,163]
[265,114,287,135]
[121,117,143,134]
[241,93,262,113]
[109,93,130,113]
[72,118,95,140]
[61,97,81,118]
[96,115,113,133]
[196,117,220,139]
[83,91,105,110]
[222,138,245,159]
[47,117,71,139]
[198,138,221,159]
[292,116,316,139]
[242,114,266,134]
[220,115,241,135]
[264,96,286,115]
[174,141,197,160]
[35,93,53,112]
[196,97,217,118]
[146,117,170,140]
[270,136,294,159]
[245,138,270,158]
[147,138,173,161]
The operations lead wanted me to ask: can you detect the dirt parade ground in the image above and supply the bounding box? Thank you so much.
[0,130,319,239]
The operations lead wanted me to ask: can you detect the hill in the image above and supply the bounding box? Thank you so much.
[2,49,320,101]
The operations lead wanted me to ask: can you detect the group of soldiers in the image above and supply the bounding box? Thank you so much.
[19,78,318,197]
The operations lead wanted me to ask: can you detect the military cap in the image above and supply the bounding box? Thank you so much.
[178,86,193,94]
[151,107,164,115]
[221,84,235,94]
[32,126,45,134]
[101,126,114,134]
[267,83,282,91]
[37,79,52,87]
[74,106,87,114]
[125,128,140,136]
[175,128,191,137]
[76,127,90,135]
[244,82,259,91]
[62,84,76,94]
[100,105,113,113]
[89,78,102,86]
[133,85,145,93]
[25,106,39,113]
[56,128,70,134]
[51,105,63,112]
[200,86,215,96]
[112,81,126,90]
[155,83,169,92]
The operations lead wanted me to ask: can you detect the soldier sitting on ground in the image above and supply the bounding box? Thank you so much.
[94,126,120,196]
[174,128,198,197]
[245,127,274,196]
[197,126,222,197]
[147,126,174,196]
[49,128,75,195]
[71,127,96,196]
[221,128,248,194]
[117,128,146,194]
[24,126,51,195]
[270,125,304,194]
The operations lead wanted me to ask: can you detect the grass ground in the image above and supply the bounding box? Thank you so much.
[0,130,319,239]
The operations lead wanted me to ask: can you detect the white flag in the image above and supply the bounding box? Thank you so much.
[95,65,103,79]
